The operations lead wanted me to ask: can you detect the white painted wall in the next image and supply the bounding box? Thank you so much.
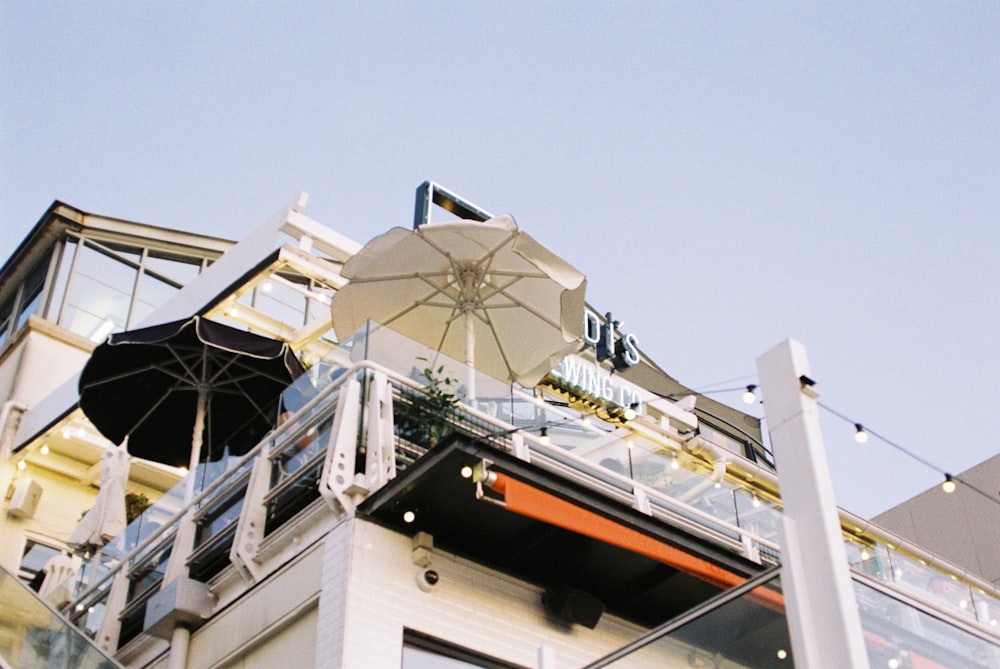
[318,518,694,669]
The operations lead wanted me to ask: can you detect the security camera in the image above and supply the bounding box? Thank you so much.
[416,568,439,592]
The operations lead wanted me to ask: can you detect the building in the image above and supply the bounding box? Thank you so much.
[1,185,998,668]
[876,454,1000,589]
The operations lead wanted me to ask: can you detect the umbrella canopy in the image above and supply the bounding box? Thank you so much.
[329,215,586,399]
[79,316,305,476]
[67,440,130,552]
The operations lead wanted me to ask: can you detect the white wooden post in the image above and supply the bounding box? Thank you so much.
[757,339,870,669]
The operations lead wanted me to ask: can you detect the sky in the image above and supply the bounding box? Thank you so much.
[1,2,997,520]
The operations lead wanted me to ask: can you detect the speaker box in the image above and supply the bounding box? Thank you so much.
[8,478,43,519]
[542,585,604,628]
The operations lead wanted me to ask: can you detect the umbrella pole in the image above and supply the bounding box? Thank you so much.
[465,309,476,402]
[185,385,208,504]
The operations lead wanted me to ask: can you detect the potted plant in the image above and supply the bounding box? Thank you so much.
[396,358,460,448]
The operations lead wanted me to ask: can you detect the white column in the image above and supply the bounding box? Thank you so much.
[757,339,870,669]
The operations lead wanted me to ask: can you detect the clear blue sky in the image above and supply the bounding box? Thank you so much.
[2,2,997,519]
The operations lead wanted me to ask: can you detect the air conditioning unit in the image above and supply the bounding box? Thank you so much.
[8,478,43,519]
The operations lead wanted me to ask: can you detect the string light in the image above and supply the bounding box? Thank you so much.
[460,465,473,479]
[942,474,956,494]
[538,427,550,446]
[403,510,416,523]
[818,401,999,509]
[742,384,758,405]
[853,423,869,444]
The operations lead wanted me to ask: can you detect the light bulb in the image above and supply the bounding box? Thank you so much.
[17,460,26,470]
[752,494,761,508]
[671,455,680,471]
[403,510,416,523]
[538,428,550,446]
[854,424,868,444]
[942,474,956,494]
[460,465,473,479]
[742,385,757,405]
[261,280,273,293]
[40,443,50,455]
[623,403,638,421]
[776,649,788,660]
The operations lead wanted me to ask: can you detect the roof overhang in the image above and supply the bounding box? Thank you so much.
[358,434,767,628]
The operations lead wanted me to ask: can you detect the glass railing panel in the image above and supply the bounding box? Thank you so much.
[880,546,978,621]
[854,577,1000,668]
[0,565,123,669]
[584,571,792,668]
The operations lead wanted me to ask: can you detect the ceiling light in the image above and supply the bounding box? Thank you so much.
[776,649,788,660]
[261,280,273,293]
[742,384,758,404]
[40,443,49,455]
[854,424,868,444]
[403,510,416,523]
[460,465,473,479]
[942,474,956,494]
[17,460,26,471]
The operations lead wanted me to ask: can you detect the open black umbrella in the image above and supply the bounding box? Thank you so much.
[79,316,305,488]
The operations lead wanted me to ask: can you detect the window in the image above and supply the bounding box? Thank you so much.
[402,632,522,669]
[0,250,53,346]
[19,538,62,591]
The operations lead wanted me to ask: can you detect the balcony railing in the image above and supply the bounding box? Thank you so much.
[56,323,1000,657]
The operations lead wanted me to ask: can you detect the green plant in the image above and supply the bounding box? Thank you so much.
[125,491,152,523]
[396,358,460,447]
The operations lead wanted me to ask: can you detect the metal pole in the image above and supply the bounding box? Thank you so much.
[756,339,870,669]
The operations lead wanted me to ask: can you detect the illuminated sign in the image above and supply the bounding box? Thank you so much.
[583,310,639,370]
[544,355,644,422]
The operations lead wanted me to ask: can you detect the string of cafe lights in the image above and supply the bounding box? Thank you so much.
[704,380,1000,508]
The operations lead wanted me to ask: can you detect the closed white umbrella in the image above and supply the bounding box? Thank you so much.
[68,440,130,552]
[330,215,587,400]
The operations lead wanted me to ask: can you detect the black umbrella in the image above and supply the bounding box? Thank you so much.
[79,316,305,486]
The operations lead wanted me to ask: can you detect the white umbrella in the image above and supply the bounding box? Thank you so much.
[330,215,587,400]
[68,440,130,552]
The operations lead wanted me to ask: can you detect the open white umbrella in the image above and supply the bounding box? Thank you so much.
[329,215,586,400]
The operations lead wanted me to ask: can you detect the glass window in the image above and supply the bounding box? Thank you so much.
[131,272,179,327]
[60,242,137,341]
[0,296,13,349]
[144,251,202,285]
[14,257,50,331]
[402,633,520,669]
[47,238,78,323]
[19,539,62,590]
